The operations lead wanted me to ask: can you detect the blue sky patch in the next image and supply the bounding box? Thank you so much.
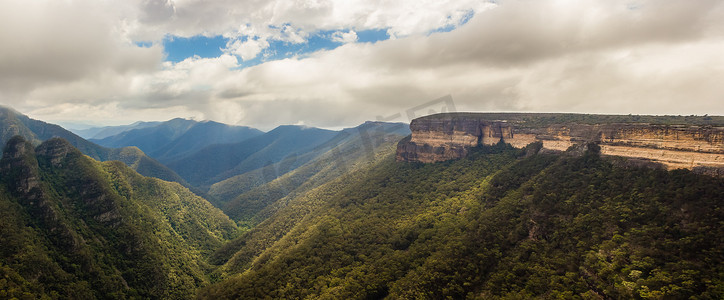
[430,10,475,34]
[357,29,390,43]
[135,41,154,48]
[163,35,227,62]
[236,31,342,69]
[162,27,394,66]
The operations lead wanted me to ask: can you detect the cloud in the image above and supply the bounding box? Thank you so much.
[139,0,175,24]
[122,0,492,58]
[1,0,723,130]
[331,30,358,43]
[0,0,162,93]
[127,0,491,39]
[225,38,270,61]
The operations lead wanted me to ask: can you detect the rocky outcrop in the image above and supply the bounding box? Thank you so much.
[397,113,724,171]
[0,136,85,251]
[1,136,42,196]
[35,138,123,227]
[2,136,122,230]
[35,137,77,167]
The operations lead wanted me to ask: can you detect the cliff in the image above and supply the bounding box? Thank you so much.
[396,113,724,171]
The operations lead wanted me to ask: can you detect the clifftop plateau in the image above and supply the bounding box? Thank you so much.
[397,113,724,174]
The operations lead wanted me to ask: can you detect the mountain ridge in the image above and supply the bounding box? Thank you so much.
[70,120,162,139]
[0,106,188,185]
[211,121,410,223]
[0,136,239,298]
[90,118,264,163]
[166,125,338,187]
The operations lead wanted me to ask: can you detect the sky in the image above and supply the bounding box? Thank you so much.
[0,0,722,130]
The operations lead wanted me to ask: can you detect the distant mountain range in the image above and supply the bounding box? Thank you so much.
[85,118,349,192]
[0,106,187,186]
[71,121,162,139]
[208,121,411,223]
[166,125,338,187]
[89,118,263,163]
[0,105,410,208]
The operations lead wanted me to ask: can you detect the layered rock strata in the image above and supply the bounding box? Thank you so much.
[396,114,724,171]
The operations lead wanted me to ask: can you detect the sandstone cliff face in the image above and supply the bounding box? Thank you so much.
[397,114,724,171]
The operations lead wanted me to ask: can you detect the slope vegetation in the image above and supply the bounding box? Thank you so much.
[203,143,723,299]
[0,137,238,299]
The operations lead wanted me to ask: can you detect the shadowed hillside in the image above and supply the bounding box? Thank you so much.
[166,125,338,187]
[0,137,239,299]
[203,142,723,299]
[209,121,410,224]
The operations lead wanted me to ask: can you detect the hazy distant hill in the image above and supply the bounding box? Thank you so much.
[70,121,162,139]
[166,125,337,187]
[90,118,263,163]
[208,121,410,222]
[0,137,238,299]
[0,106,187,185]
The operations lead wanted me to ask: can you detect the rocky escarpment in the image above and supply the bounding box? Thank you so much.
[0,136,85,251]
[397,113,724,171]
[2,137,123,228]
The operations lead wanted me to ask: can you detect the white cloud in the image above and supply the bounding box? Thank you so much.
[1,0,723,130]
[198,0,487,37]
[0,0,162,92]
[278,24,309,44]
[331,30,358,44]
[225,38,270,61]
[121,0,493,51]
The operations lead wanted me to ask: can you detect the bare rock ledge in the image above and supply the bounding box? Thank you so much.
[396,113,724,172]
